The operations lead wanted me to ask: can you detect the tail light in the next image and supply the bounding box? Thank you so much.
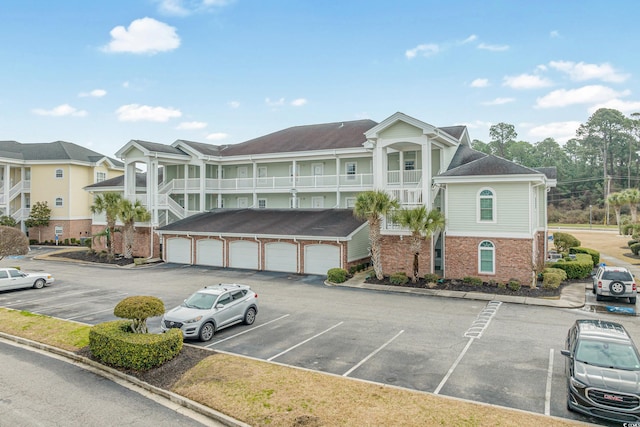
[254,293,258,298]
[598,281,602,289]
[633,283,637,292]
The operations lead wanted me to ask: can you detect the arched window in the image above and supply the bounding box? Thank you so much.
[55,197,63,207]
[478,188,495,222]
[478,240,495,274]
[55,169,63,179]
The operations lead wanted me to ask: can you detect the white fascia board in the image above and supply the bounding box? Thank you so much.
[365,112,460,147]
[213,148,371,163]
[116,141,190,162]
[155,230,349,241]
[84,185,123,192]
[433,174,547,185]
[445,230,534,239]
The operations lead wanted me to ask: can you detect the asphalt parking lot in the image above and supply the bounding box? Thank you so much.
[1,248,636,425]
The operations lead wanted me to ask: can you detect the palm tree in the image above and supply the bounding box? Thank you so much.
[353,190,399,280]
[393,206,445,283]
[118,198,151,259]
[623,188,640,223]
[90,192,123,259]
[607,192,626,234]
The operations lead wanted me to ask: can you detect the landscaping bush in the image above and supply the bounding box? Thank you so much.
[89,320,183,371]
[327,268,348,283]
[632,243,640,256]
[552,253,593,279]
[462,276,483,286]
[507,279,521,292]
[569,247,600,266]
[389,272,409,285]
[542,268,566,290]
[629,240,639,248]
[424,273,439,283]
[113,296,165,334]
[553,232,581,253]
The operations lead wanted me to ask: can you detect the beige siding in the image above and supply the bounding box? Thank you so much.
[379,121,422,138]
[446,182,530,234]
[347,225,369,262]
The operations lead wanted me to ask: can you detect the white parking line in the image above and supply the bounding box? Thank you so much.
[434,337,474,395]
[42,292,129,310]
[545,348,554,416]
[343,330,404,377]
[205,314,290,347]
[267,321,343,361]
[2,289,103,306]
[65,307,116,321]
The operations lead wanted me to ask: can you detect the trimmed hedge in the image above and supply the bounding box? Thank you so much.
[632,243,640,256]
[463,276,483,286]
[569,247,600,266]
[542,267,567,290]
[89,320,183,371]
[553,232,581,253]
[389,272,409,285]
[327,268,348,283]
[552,253,593,279]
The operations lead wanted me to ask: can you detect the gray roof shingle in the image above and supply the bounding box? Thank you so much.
[0,140,123,166]
[157,209,366,239]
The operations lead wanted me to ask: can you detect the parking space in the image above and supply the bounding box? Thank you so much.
[0,255,635,425]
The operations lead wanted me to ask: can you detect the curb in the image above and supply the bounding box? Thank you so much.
[0,332,250,427]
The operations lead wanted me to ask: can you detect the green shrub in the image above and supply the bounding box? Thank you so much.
[553,232,581,253]
[569,247,600,266]
[424,273,439,283]
[507,280,521,292]
[29,239,37,245]
[389,272,409,285]
[487,279,498,286]
[632,243,640,256]
[349,266,357,275]
[113,296,165,334]
[542,267,566,289]
[498,282,507,289]
[462,276,483,286]
[89,320,183,371]
[552,253,593,279]
[629,240,639,248]
[327,268,348,283]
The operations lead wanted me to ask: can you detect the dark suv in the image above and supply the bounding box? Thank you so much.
[562,320,640,423]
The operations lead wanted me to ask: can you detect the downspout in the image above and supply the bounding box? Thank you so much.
[219,234,227,267]
[254,235,262,270]
[294,237,300,274]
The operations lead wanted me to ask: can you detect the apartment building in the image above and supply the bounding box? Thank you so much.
[88,112,556,284]
[0,140,123,242]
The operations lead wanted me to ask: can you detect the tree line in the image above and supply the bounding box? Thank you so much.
[471,108,640,224]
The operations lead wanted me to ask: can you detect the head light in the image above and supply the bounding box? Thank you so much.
[184,315,203,324]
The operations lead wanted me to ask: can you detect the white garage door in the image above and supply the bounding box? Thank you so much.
[196,239,224,267]
[229,240,259,270]
[265,242,297,273]
[304,244,340,275]
[165,237,192,264]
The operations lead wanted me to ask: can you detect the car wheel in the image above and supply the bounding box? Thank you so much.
[592,284,596,294]
[630,297,637,304]
[198,322,215,342]
[596,294,603,301]
[243,307,256,325]
[609,281,626,296]
[32,278,45,289]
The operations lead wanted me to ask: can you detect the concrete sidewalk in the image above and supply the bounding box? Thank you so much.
[330,271,586,309]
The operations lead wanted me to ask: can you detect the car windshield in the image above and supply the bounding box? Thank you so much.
[575,339,640,370]
[183,292,216,310]
[603,271,633,281]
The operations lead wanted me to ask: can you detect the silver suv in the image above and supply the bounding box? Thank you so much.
[161,284,258,342]
[592,265,636,304]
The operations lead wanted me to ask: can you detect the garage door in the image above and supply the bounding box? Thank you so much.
[196,239,224,267]
[165,237,192,264]
[304,244,340,275]
[229,240,259,270]
[265,242,297,273]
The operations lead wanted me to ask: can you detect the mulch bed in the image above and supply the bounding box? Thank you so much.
[365,276,574,298]
[49,249,135,266]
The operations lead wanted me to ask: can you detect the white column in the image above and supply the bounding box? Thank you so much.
[422,138,431,209]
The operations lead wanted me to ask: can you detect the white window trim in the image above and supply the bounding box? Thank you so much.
[478,240,495,274]
[477,187,497,223]
[345,162,357,180]
[258,198,267,208]
[55,168,63,179]
[54,226,63,235]
[96,171,106,183]
[312,163,324,176]
[345,197,356,208]
[55,197,63,207]
[257,166,268,183]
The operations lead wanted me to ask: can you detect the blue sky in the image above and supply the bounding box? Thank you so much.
[2,0,639,158]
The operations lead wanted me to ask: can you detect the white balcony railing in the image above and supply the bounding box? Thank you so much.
[387,170,422,185]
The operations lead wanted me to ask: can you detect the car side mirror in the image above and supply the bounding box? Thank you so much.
[215,304,224,309]
[560,349,572,358]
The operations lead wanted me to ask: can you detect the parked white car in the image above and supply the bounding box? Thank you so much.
[0,268,54,291]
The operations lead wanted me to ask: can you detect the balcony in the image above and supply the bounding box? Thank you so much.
[387,170,421,185]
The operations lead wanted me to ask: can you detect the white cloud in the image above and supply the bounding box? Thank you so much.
[405,43,439,59]
[528,121,581,143]
[588,99,640,115]
[548,60,629,83]
[158,0,233,15]
[265,97,285,107]
[228,101,240,109]
[291,98,307,107]
[503,74,553,89]
[461,34,477,44]
[32,104,87,117]
[482,97,515,106]
[206,132,228,141]
[79,89,107,98]
[176,121,207,130]
[535,85,630,108]
[470,78,489,88]
[550,30,560,38]
[103,17,180,55]
[116,104,182,122]
[477,43,509,52]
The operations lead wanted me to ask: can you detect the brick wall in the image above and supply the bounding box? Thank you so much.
[29,219,92,243]
[379,235,433,277]
[90,225,159,258]
[445,235,535,285]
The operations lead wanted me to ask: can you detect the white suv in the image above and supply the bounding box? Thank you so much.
[592,266,636,304]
